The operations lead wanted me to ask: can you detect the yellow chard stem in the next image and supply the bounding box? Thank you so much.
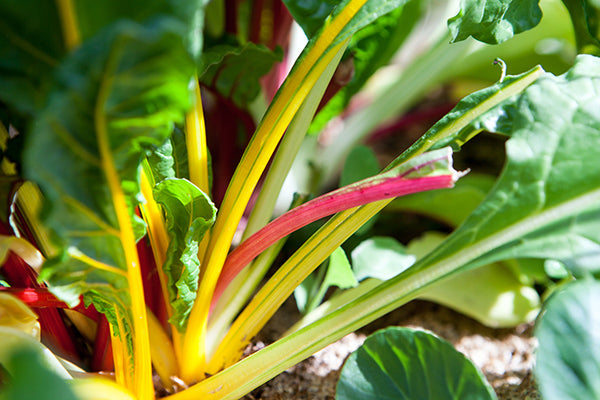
[186,78,210,194]
[181,0,371,378]
[180,36,349,382]
[96,66,154,400]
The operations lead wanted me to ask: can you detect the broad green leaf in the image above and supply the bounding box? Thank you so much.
[0,1,65,117]
[336,327,497,400]
[199,42,283,107]
[295,247,358,313]
[22,17,194,367]
[448,0,542,44]
[73,0,209,62]
[153,178,216,331]
[351,236,415,281]
[535,280,600,400]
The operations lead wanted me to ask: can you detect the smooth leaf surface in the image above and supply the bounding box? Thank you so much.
[448,0,542,44]
[153,178,216,331]
[535,280,600,400]
[283,0,339,38]
[351,236,415,281]
[336,327,497,400]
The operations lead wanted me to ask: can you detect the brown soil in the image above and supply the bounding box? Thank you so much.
[244,300,538,400]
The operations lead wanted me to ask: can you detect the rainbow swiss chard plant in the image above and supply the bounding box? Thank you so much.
[0,0,599,399]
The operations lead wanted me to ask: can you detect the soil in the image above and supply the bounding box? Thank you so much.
[243,299,539,400]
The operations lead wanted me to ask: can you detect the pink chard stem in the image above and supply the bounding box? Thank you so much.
[212,148,460,308]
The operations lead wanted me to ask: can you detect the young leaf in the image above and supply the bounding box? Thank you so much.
[448,0,542,44]
[283,0,339,38]
[22,18,195,397]
[295,246,357,314]
[351,236,415,281]
[147,127,190,182]
[535,280,600,400]
[560,0,600,53]
[336,327,497,400]
[153,178,216,331]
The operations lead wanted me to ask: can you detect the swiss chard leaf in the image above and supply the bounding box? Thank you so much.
[199,42,283,107]
[153,178,217,331]
[395,54,600,295]
[73,0,209,62]
[561,0,600,54]
[283,0,339,38]
[147,126,190,182]
[448,0,542,44]
[336,327,497,400]
[535,280,600,400]
[351,236,415,281]
[23,17,194,353]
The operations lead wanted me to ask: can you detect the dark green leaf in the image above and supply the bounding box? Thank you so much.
[561,0,600,54]
[199,42,283,107]
[153,178,216,331]
[535,280,600,400]
[74,0,209,62]
[336,327,497,400]
[283,0,339,38]
[351,237,415,281]
[448,0,542,44]
[0,1,65,117]
[23,18,194,344]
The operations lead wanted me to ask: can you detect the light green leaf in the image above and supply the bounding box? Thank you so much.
[448,0,542,44]
[199,42,283,107]
[561,0,600,54]
[351,236,415,281]
[23,18,194,346]
[336,327,497,400]
[153,178,216,331]
[295,247,357,313]
[535,280,600,400]
[147,126,190,182]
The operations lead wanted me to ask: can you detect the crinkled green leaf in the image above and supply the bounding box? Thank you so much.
[448,0,542,44]
[23,18,194,346]
[311,0,422,133]
[147,126,190,181]
[199,42,283,107]
[351,236,415,281]
[153,178,216,331]
[0,1,65,117]
[535,280,600,400]
[336,327,497,400]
